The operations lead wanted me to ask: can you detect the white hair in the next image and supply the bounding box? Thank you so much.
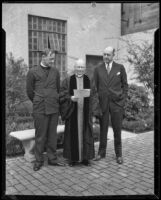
[74,58,85,67]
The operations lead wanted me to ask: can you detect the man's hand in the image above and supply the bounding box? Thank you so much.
[71,96,78,102]
[92,116,96,123]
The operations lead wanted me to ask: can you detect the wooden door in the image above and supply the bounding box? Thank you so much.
[86,55,103,80]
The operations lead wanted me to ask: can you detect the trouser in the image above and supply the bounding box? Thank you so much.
[33,113,59,162]
[98,101,123,157]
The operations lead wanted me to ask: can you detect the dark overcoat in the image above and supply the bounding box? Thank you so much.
[59,74,101,161]
[26,65,60,115]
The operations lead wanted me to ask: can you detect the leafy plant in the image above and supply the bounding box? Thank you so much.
[124,84,150,121]
[122,84,154,133]
[126,40,154,95]
[6,53,28,115]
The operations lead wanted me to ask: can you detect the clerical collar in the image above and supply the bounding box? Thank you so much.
[40,62,50,69]
[75,74,84,78]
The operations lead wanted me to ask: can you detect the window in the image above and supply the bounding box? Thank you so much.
[28,15,67,79]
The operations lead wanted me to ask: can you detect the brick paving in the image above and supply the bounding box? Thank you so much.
[5,131,154,196]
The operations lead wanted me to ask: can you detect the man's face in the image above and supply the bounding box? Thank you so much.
[75,65,86,77]
[42,52,55,67]
[103,49,114,64]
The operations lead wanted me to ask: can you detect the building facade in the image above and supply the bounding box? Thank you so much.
[2,3,121,79]
[2,3,159,82]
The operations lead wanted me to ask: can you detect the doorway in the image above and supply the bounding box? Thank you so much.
[86,55,103,80]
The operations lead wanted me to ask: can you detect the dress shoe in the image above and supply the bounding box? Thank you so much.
[116,157,123,164]
[33,162,43,171]
[81,160,91,166]
[93,154,105,161]
[48,160,66,166]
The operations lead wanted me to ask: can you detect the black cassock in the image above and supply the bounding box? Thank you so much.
[59,74,101,162]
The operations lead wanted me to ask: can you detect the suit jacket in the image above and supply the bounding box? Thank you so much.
[26,65,60,114]
[94,61,128,112]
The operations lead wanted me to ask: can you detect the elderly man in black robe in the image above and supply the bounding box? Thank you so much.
[59,59,101,166]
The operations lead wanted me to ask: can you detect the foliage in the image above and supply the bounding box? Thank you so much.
[14,100,33,115]
[126,40,154,95]
[6,115,34,156]
[6,53,28,115]
[124,84,150,121]
[122,84,154,133]
[122,116,154,133]
[6,115,65,157]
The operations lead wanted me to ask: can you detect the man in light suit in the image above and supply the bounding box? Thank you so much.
[26,49,65,171]
[93,46,128,164]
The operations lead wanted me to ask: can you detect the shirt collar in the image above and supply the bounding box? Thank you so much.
[75,73,84,78]
[41,62,48,68]
[105,61,113,70]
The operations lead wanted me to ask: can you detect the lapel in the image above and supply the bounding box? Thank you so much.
[36,65,48,82]
[108,61,117,80]
[37,64,55,88]
[70,75,77,95]
[83,75,90,89]
[107,61,119,86]
[101,62,109,81]
[44,67,55,87]
[101,62,112,86]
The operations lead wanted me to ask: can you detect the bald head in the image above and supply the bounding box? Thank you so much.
[74,58,86,77]
[103,46,115,55]
[103,46,115,64]
[75,59,85,67]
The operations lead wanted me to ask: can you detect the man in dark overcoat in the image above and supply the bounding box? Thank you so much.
[93,46,128,164]
[59,59,101,166]
[26,49,65,171]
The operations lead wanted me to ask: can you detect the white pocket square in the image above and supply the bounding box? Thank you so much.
[117,72,120,75]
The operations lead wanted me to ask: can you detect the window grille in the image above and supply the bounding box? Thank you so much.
[28,15,67,79]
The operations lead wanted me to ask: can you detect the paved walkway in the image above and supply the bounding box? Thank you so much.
[6,131,154,196]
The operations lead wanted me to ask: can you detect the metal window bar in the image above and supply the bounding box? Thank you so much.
[28,15,67,70]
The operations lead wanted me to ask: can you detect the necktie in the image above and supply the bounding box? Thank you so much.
[106,63,110,74]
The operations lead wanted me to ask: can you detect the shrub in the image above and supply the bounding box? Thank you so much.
[6,115,35,157]
[6,53,29,115]
[122,116,154,133]
[6,115,65,157]
[124,84,150,121]
[14,116,33,124]
[122,84,154,133]
[14,100,33,115]
[126,40,154,95]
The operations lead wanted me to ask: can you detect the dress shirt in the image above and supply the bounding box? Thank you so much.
[105,61,113,73]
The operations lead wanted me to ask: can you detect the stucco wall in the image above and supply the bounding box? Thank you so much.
[3,3,155,86]
[2,3,121,73]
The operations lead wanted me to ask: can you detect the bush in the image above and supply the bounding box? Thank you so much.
[6,53,28,115]
[126,39,154,95]
[6,115,65,157]
[122,84,154,133]
[122,116,154,133]
[6,115,35,157]
[124,84,150,121]
[14,115,33,124]
[14,100,33,115]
